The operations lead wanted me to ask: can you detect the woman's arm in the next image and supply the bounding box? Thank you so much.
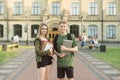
[35,40,51,56]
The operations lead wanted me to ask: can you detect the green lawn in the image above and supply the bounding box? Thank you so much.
[19,46,34,48]
[0,51,19,64]
[90,48,120,70]
[0,46,33,64]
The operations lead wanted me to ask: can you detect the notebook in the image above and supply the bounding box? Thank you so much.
[62,40,73,54]
[42,42,53,51]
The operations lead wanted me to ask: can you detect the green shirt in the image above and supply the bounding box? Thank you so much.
[57,34,77,67]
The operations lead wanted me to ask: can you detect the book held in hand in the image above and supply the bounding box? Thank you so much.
[42,42,53,51]
[62,40,73,54]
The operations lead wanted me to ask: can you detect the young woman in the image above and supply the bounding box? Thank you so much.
[34,23,53,80]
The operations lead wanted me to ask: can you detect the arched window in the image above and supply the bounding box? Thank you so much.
[14,24,22,37]
[52,27,58,31]
[31,25,39,38]
[70,25,79,37]
[0,24,3,37]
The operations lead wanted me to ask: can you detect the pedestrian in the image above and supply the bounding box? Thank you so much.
[34,23,53,80]
[53,20,78,80]
[13,34,19,44]
[80,33,87,48]
[94,38,101,48]
[78,34,82,41]
[89,36,95,50]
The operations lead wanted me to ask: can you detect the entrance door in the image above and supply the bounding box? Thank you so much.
[48,27,59,41]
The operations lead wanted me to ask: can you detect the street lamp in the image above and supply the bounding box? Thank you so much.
[101,0,104,43]
[24,15,29,46]
[6,0,11,41]
[80,16,83,34]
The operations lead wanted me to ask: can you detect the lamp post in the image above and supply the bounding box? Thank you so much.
[24,8,30,46]
[101,0,104,43]
[24,0,30,46]
[80,16,83,34]
[6,7,9,41]
[6,0,11,41]
[24,15,29,46]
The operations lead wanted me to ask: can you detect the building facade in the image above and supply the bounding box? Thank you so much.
[0,0,120,42]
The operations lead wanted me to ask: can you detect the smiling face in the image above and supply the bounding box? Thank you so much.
[39,24,48,37]
[59,23,68,34]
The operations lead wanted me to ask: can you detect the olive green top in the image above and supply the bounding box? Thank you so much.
[34,38,50,62]
[57,34,77,67]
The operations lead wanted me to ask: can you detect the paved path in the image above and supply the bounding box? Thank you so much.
[0,48,120,80]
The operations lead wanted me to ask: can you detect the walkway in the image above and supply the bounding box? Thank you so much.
[0,48,120,80]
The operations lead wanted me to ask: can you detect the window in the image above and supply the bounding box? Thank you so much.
[89,2,98,15]
[51,2,60,15]
[70,25,79,37]
[52,27,58,31]
[0,2,4,14]
[70,2,80,15]
[107,2,116,15]
[0,25,3,37]
[31,25,39,38]
[32,2,41,15]
[14,2,22,15]
[107,25,116,38]
[88,25,98,38]
[14,25,22,37]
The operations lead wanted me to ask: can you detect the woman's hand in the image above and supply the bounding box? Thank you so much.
[49,48,54,56]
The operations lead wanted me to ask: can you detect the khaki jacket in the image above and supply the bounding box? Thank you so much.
[34,38,50,62]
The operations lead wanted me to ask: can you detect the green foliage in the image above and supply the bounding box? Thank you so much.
[91,48,120,70]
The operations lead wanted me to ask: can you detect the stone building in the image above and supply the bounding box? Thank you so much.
[0,0,120,42]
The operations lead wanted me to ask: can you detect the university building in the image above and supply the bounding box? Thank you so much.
[0,0,120,42]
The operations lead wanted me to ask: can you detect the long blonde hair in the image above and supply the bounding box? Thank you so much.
[36,23,48,38]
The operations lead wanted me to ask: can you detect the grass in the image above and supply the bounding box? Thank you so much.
[19,46,34,48]
[90,48,120,70]
[0,50,19,64]
[0,45,34,64]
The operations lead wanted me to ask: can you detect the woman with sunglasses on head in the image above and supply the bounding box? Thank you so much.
[34,23,53,80]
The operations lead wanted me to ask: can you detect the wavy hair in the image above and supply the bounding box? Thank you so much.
[36,23,48,38]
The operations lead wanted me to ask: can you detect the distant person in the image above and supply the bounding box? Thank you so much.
[89,36,95,51]
[94,38,101,48]
[78,34,82,41]
[13,34,19,44]
[80,33,87,48]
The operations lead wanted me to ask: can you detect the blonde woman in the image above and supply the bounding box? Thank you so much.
[34,23,53,80]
